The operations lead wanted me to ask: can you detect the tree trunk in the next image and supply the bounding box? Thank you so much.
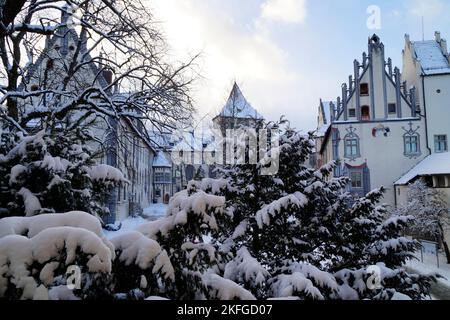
[0,0,27,35]
[438,223,450,264]
[442,240,450,264]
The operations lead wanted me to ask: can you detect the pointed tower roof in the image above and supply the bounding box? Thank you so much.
[218,83,264,120]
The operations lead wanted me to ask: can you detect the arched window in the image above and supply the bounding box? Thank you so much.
[361,106,370,121]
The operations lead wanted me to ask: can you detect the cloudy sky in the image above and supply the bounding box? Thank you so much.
[148,0,450,131]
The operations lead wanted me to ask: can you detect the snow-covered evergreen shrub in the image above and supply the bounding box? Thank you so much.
[109,231,174,299]
[136,182,234,299]
[0,128,126,220]
[0,226,114,300]
[0,212,179,300]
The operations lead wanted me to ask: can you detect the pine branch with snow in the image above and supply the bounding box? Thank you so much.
[0,128,125,220]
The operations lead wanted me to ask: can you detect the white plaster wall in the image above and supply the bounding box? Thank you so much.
[424,75,450,152]
[335,118,427,207]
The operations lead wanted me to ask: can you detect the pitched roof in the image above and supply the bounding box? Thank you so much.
[412,40,450,76]
[317,101,335,137]
[153,151,171,168]
[395,152,450,185]
[218,83,264,120]
[321,101,335,125]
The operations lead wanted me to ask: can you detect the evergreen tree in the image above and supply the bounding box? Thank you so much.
[200,119,434,300]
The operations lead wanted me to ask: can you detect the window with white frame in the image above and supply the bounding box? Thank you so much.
[404,134,419,155]
[435,135,448,153]
[345,137,359,158]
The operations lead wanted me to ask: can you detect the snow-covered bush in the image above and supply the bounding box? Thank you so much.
[136,184,234,299]
[396,179,450,263]
[109,231,174,299]
[0,226,114,300]
[0,129,126,219]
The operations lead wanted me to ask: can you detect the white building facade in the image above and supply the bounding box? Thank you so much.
[317,35,428,207]
[394,31,450,206]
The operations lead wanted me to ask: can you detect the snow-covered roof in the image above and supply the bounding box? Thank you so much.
[395,152,450,185]
[321,101,334,125]
[316,124,330,138]
[316,101,335,137]
[153,152,172,168]
[413,40,450,76]
[218,83,264,120]
[149,131,176,150]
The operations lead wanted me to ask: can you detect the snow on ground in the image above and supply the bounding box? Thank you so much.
[103,216,148,239]
[405,251,450,300]
[143,203,168,221]
[103,204,168,239]
[406,251,450,282]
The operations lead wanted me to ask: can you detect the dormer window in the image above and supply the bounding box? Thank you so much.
[360,83,369,95]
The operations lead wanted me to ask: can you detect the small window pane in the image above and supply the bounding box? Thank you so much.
[345,138,359,157]
[405,135,419,155]
[435,135,448,153]
[351,172,363,188]
[360,83,369,95]
[388,103,396,114]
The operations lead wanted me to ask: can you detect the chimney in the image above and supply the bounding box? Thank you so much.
[435,31,441,43]
[410,87,417,117]
[440,38,448,56]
